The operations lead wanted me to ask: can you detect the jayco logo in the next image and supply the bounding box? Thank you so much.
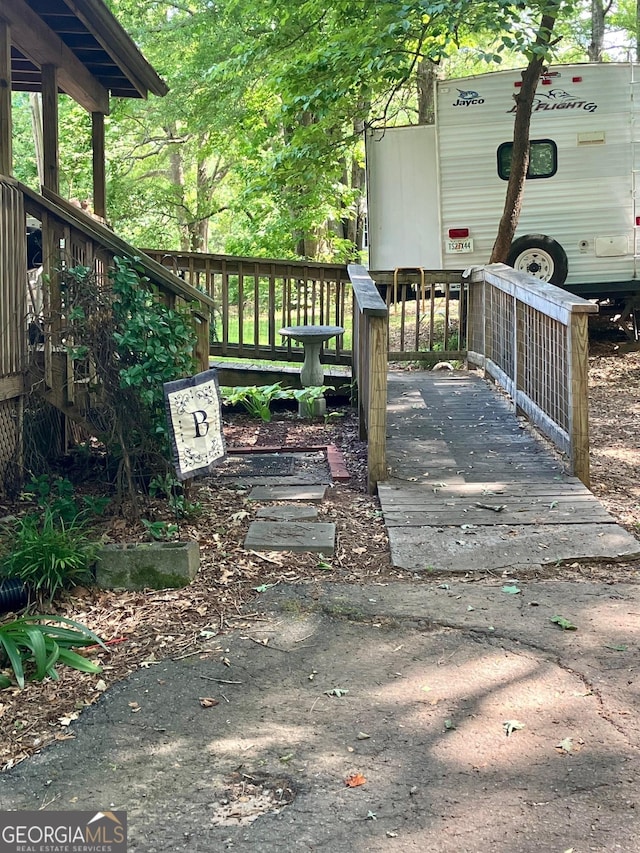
[508,88,597,114]
[453,88,485,107]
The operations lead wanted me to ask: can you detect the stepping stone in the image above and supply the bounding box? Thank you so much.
[248,485,327,503]
[256,505,319,521]
[244,521,336,554]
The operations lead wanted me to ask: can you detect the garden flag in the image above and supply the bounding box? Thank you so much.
[164,369,226,480]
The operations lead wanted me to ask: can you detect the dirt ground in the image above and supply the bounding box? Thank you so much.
[1,341,640,852]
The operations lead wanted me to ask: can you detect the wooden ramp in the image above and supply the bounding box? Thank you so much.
[379,370,640,572]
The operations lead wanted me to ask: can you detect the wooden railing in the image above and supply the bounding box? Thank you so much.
[144,251,465,365]
[348,264,388,493]
[370,268,467,363]
[19,186,214,418]
[143,249,352,365]
[466,263,598,485]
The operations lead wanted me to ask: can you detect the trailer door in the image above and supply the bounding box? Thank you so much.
[365,125,441,271]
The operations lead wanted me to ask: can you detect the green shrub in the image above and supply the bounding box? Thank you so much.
[221,383,293,422]
[0,615,105,689]
[23,475,110,524]
[3,508,99,604]
[293,385,334,418]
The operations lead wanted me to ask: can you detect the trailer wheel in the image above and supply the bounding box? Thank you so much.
[506,235,568,286]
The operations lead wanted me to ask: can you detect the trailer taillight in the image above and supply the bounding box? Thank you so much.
[572,76,582,83]
[448,228,469,239]
[635,216,640,226]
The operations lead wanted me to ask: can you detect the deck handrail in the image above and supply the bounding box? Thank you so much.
[143,248,352,364]
[466,263,598,485]
[348,264,388,493]
[20,184,212,383]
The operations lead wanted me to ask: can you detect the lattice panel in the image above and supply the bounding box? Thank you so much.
[0,397,22,498]
[22,398,65,478]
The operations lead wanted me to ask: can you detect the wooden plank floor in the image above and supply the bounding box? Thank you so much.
[379,370,640,572]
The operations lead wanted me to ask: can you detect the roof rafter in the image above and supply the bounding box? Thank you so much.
[1,0,109,113]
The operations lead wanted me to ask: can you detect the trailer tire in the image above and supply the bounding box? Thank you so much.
[506,235,568,287]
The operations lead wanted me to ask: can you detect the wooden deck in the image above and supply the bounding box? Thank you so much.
[379,369,640,572]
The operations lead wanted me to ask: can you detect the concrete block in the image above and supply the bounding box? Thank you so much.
[95,541,200,590]
[248,485,327,503]
[244,521,335,554]
[256,505,319,521]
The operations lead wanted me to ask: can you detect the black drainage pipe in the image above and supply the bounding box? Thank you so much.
[0,578,29,613]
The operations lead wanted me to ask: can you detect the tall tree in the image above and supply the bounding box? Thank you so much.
[490,2,568,264]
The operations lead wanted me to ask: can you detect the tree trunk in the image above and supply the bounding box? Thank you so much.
[588,0,606,61]
[167,135,189,252]
[416,59,439,125]
[490,5,560,264]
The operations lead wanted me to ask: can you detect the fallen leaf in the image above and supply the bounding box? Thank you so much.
[605,643,627,651]
[230,510,250,523]
[366,811,377,820]
[386,831,399,838]
[199,697,219,708]
[551,615,577,631]
[94,679,107,693]
[503,719,525,736]
[356,732,371,740]
[221,656,231,667]
[345,773,366,787]
[556,737,574,754]
[444,719,456,731]
[325,688,349,697]
[279,753,294,763]
[501,585,521,595]
[58,712,80,727]
[128,702,141,713]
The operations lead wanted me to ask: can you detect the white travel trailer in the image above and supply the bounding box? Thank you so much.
[366,62,640,301]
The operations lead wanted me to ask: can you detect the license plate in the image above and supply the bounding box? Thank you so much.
[445,238,474,254]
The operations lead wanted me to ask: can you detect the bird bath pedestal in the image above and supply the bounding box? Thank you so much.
[279,324,344,417]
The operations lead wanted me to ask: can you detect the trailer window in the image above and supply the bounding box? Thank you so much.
[497,139,557,180]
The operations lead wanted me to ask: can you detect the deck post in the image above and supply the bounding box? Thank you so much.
[568,310,590,486]
[0,19,12,177]
[367,314,388,493]
[92,112,107,219]
[42,64,59,194]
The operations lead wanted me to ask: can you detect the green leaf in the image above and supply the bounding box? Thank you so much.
[0,634,25,689]
[253,583,276,593]
[501,585,521,595]
[550,616,577,631]
[56,647,102,674]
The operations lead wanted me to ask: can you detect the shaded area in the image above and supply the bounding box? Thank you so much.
[2,580,640,852]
